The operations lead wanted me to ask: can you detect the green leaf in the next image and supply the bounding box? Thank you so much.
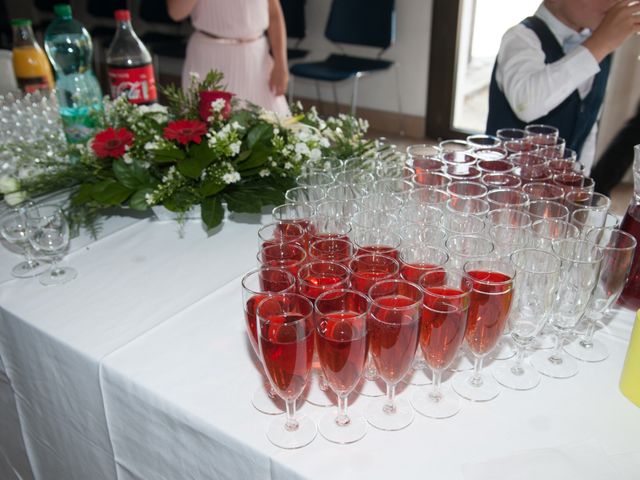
[177,142,215,179]
[152,145,185,163]
[71,184,94,206]
[90,180,133,205]
[224,189,263,214]
[201,195,224,229]
[112,159,153,190]
[228,110,253,130]
[237,144,269,171]
[199,177,226,197]
[163,189,200,212]
[246,123,272,148]
[236,150,251,163]
[128,187,154,210]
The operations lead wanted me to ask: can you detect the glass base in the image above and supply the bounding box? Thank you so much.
[492,361,541,391]
[354,377,385,397]
[452,371,501,402]
[564,338,609,363]
[491,336,516,360]
[530,350,578,378]
[39,266,77,286]
[251,385,284,415]
[266,414,317,449]
[12,259,49,278]
[304,370,334,407]
[366,396,414,431]
[318,408,367,444]
[411,385,461,419]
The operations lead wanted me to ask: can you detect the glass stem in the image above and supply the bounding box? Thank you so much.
[383,383,396,414]
[580,316,598,347]
[510,344,526,376]
[549,333,565,364]
[284,399,299,432]
[430,369,443,402]
[336,393,350,426]
[470,356,484,387]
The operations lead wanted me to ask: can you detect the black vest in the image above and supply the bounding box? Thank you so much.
[486,16,612,156]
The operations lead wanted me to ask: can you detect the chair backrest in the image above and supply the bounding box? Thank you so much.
[281,0,306,40]
[325,0,395,49]
[139,0,179,25]
[88,0,128,20]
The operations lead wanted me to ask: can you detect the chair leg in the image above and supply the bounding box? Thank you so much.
[394,63,405,136]
[350,75,360,117]
[332,83,339,116]
[288,75,294,105]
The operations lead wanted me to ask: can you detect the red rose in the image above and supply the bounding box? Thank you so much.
[199,90,233,121]
[92,127,134,159]
[163,119,208,145]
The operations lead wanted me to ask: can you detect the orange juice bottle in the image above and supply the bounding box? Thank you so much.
[11,18,54,93]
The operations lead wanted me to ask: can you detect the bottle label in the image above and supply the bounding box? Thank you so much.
[107,65,157,104]
[17,76,51,94]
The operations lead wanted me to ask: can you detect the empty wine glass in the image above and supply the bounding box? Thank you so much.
[28,205,76,286]
[493,249,561,390]
[412,268,471,418]
[241,267,296,414]
[530,239,603,378]
[0,207,49,278]
[565,228,636,362]
[257,293,317,449]
[452,259,515,401]
[315,289,370,444]
[366,279,423,430]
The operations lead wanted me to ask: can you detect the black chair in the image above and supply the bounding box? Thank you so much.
[281,0,308,61]
[289,0,400,116]
[138,0,188,64]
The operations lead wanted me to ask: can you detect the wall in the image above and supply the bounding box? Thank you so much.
[290,0,433,120]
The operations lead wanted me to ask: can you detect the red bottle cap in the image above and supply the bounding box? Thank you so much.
[114,9,131,21]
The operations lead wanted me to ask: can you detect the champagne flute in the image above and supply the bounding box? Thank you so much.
[241,267,296,414]
[565,228,636,362]
[452,259,515,401]
[28,205,76,286]
[257,293,316,449]
[530,239,603,378]
[493,249,561,390]
[412,268,471,418]
[366,279,423,430]
[315,289,370,444]
[0,207,49,278]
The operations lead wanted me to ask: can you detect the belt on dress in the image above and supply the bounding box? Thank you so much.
[196,30,264,44]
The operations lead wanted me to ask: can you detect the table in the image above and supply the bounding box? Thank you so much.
[1,212,640,480]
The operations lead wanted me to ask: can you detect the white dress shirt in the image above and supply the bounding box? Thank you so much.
[495,4,602,173]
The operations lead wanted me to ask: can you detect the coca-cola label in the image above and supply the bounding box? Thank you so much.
[108,64,157,104]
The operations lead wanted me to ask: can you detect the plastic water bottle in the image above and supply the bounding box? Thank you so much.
[106,9,157,105]
[44,4,102,143]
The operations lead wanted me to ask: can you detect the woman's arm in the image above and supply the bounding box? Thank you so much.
[166,0,198,22]
[267,0,289,97]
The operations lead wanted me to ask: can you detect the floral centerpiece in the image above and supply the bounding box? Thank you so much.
[0,71,373,231]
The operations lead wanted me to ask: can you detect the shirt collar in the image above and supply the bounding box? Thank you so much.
[535,3,591,53]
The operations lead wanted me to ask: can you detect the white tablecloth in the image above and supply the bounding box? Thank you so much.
[1,211,640,480]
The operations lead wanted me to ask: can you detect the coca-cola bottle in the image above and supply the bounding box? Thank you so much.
[106,9,157,104]
[619,144,640,309]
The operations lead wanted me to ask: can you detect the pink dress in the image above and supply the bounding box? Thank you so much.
[183,0,290,116]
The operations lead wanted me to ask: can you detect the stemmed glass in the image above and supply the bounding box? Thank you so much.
[0,207,49,278]
[315,289,370,444]
[412,269,471,418]
[28,204,76,286]
[565,228,636,362]
[493,249,561,390]
[241,267,296,414]
[452,259,515,401]
[366,279,423,430]
[257,293,316,449]
[530,239,603,378]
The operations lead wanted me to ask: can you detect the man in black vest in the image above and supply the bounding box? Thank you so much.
[486,0,640,175]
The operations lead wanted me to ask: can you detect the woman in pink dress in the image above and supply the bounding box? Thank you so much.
[167,0,290,116]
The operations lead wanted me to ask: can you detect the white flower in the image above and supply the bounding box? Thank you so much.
[0,175,19,194]
[231,121,242,131]
[259,169,270,177]
[309,148,322,161]
[211,98,226,113]
[295,143,310,156]
[189,71,200,81]
[4,191,27,206]
[144,141,159,151]
[123,153,133,164]
[144,193,155,205]
[222,172,241,184]
[284,162,293,170]
[320,138,330,148]
[273,127,280,136]
[230,141,241,155]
